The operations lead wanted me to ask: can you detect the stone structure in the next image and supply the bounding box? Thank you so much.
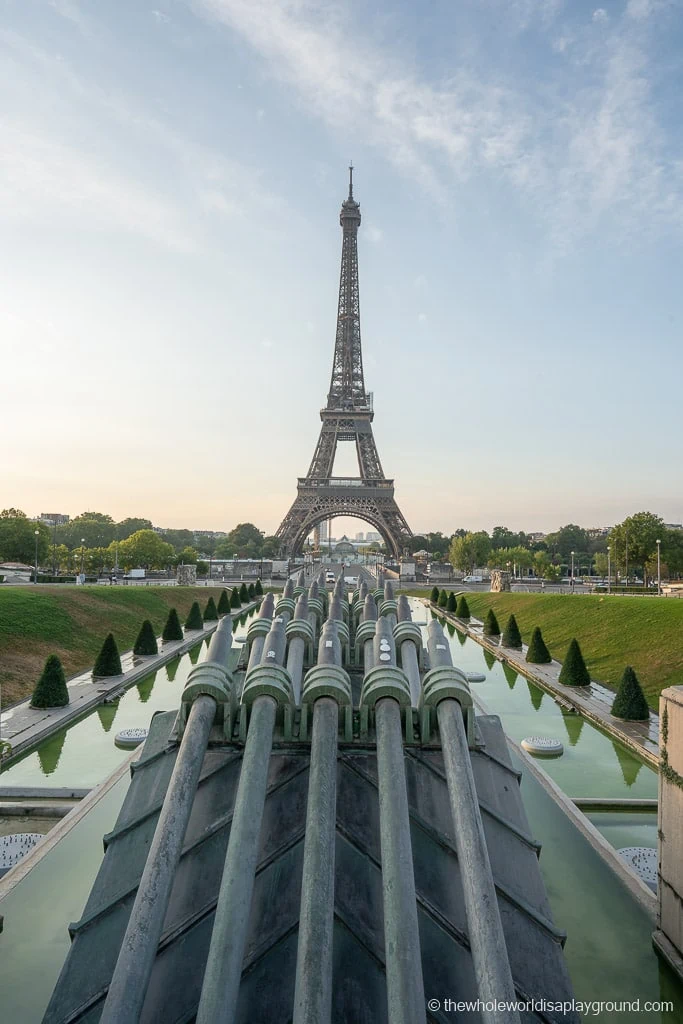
[275,170,412,559]
[176,564,197,586]
[654,685,683,978]
[490,570,512,592]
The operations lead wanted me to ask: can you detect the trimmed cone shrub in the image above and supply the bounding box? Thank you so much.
[203,596,218,621]
[248,583,256,600]
[255,578,263,596]
[502,614,522,649]
[438,589,448,608]
[446,591,457,613]
[526,626,551,664]
[558,638,591,687]
[483,608,501,637]
[455,595,470,619]
[31,654,69,708]
[93,633,122,677]
[134,619,158,656]
[430,585,440,603]
[239,582,249,603]
[230,587,241,609]
[162,607,183,642]
[185,601,203,630]
[611,666,649,721]
[217,589,230,616]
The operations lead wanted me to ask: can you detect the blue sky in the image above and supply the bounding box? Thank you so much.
[2,0,682,536]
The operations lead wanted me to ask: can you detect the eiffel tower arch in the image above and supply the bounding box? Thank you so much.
[276,169,412,560]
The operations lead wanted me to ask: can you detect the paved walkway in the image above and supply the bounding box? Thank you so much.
[0,602,259,763]
[432,604,660,769]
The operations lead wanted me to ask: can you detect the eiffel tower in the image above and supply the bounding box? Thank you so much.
[276,168,412,559]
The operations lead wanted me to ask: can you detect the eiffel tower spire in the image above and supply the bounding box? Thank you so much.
[275,171,412,558]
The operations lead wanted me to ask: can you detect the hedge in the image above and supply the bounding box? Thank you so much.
[31,654,69,708]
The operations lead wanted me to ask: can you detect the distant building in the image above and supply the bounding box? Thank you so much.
[355,531,365,541]
[366,531,381,542]
[319,521,329,543]
[587,527,611,538]
[38,513,70,526]
[527,532,546,543]
[664,523,683,531]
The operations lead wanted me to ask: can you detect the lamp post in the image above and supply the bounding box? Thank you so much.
[657,539,661,596]
[571,550,575,592]
[80,537,86,579]
[607,545,611,595]
[34,529,40,584]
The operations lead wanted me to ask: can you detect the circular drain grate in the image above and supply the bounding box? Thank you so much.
[114,728,149,749]
[619,847,658,891]
[521,736,564,757]
[0,833,43,877]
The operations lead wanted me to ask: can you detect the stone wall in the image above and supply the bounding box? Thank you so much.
[176,564,197,586]
[490,570,511,592]
[654,685,683,979]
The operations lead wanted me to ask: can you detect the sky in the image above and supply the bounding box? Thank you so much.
[2,0,682,537]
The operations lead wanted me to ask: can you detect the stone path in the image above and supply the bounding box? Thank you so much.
[0,602,259,764]
[433,604,660,769]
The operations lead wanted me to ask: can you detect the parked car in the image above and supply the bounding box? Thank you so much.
[463,575,483,583]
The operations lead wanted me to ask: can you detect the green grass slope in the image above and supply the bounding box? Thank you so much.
[0,586,234,704]
[458,593,683,710]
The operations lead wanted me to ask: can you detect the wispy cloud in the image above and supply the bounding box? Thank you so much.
[193,0,683,248]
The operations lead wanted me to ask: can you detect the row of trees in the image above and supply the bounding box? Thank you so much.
[446,513,683,583]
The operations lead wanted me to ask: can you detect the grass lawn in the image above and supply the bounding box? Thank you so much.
[418,591,683,710]
[0,586,253,704]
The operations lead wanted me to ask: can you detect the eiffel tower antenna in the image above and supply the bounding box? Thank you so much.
[275,170,412,559]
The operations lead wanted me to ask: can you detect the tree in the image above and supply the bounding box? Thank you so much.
[502,614,522,649]
[239,582,249,603]
[455,595,470,619]
[611,666,649,720]
[217,589,231,615]
[117,518,153,541]
[204,596,218,621]
[215,523,265,558]
[610,512,664,585]
[0,511,50,565]
[488,545,533,575]
[544,524,589,562]
[230,587,241,609]
[483,608,500,636]
[438,589,448,608]
[449,531,491,573]
[31,654,69,708]
[93,634,122,677]
[185,601,204,630]
[446,592,457,613]
[118,530,175,570]
[160,528,196,552]
[526,626,551,664]
[255,578,263,596]
[134,620,159,656]
[491,526,529,550]
[61,513,116,550]
[430,586,440,603]
[558,639,590,686]
[262,536,280,558]
[248,583,256,600]
[175,546,199,565]
[162,608,183,642]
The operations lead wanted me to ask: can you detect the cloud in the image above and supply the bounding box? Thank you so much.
[192,0,683,249]
[151,9,171,23]
[365,225,383,244]
[592,8,608,22]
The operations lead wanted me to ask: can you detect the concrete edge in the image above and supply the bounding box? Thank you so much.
[653,930,683,982]
[0,747,139,902]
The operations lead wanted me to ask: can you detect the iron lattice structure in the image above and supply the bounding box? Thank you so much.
[276,170,412,559]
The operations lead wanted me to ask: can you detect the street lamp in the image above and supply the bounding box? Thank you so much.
[657,539,661,596]
[571,550,575,591]
[80,537,86,579]
[607,545,611,595]
[34,529,40,584]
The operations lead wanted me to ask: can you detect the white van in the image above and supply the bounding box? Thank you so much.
[463,575,483,583]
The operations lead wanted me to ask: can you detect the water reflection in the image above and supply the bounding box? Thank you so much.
[96,703,118,734]
[188,644,201,665]
[482,648,496,671]
[37,731,66,776]
[613,739,643,788]
[526,678,544,711]
[561,711,584,747]
[136,673,156,704]
[166,656,181,682]
[502,663,518,689]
